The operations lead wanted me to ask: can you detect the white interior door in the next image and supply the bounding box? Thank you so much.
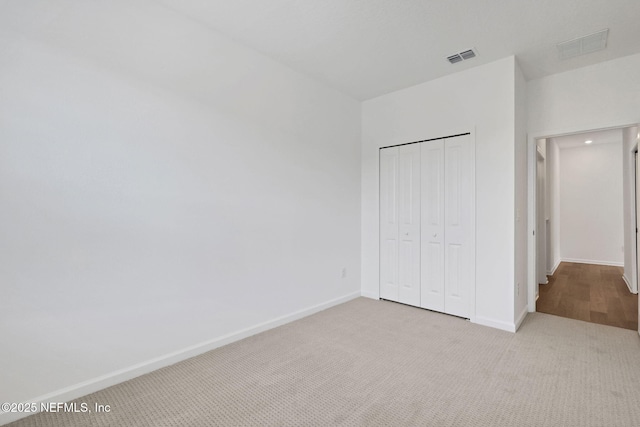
[381,134,473,316]
[398,144,421,306]
[443,135,474,318]
[380,147,399,301]
[420,139,445,312]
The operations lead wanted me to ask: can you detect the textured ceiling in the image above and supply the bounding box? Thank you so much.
[2,1,640,101]
[154,0,640,100]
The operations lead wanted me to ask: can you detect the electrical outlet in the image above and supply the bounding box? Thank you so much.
[341,268,347,279]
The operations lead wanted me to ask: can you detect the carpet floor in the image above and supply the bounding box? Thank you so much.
[7,298,640,426]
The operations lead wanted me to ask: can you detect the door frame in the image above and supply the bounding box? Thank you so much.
[535,145,547,298]
[527,123,639,313]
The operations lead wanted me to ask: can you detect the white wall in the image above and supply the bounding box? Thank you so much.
[514,62,528,325]
[559,141,624,265]
[0,1,361,420]
[527,53,640,306]
[528,53,640,135]
[622,126,639,291]
[362,56,518,332]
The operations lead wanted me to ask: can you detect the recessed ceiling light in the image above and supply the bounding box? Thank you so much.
[585,140,593,144]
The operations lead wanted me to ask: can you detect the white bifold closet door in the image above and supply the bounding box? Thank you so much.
[420,135,474,318]
[379,144,421,307]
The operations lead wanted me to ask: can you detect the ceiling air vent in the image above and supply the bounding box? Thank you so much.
[557,29,609,60]
[460,49,476,60]
[447,54,463,64]
[447,48,477,64]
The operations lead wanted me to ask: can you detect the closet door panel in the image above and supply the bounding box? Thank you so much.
[420,140,445,312]
[380,147,400,301]
[397,144,421,306]
[444,134,474,318]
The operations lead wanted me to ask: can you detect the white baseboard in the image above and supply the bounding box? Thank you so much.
[473,315,517,333]
[0,291,361,426]
[622,274,638,294]
[515,306,529,331]
[561,258,624,267]
[547,258,561,276]
[360,289,379,299]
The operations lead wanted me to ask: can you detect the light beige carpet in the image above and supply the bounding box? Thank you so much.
[7,298,640,426]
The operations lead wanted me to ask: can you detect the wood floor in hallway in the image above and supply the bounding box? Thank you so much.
[537,262,638,331]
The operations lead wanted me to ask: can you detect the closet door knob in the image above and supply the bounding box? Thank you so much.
[433,233,437,238]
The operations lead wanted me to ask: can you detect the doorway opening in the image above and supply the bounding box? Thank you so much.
[529,126,639,331]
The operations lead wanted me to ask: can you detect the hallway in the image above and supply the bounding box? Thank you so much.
[537,262,638,330]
